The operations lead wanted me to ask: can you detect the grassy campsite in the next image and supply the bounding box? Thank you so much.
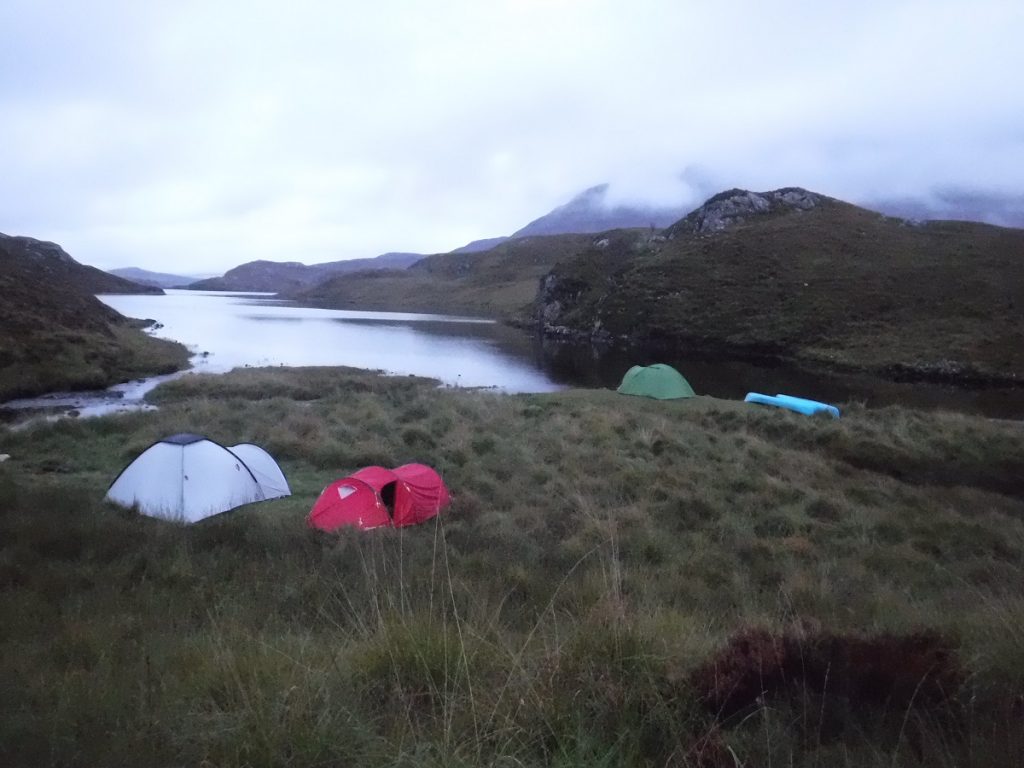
[2,366,1023,767]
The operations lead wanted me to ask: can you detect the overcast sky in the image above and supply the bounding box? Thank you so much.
[1,0,1022,273]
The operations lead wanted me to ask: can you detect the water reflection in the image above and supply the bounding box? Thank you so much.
[5,290,1017,422]
[99,291,560,392]
[535,337,1024,419]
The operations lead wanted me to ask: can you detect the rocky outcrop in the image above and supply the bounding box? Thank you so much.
[664,187,824,238]
[532,231,650,344]
[535,271,619,345]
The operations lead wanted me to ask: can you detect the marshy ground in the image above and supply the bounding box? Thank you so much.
[1,367,1022,766]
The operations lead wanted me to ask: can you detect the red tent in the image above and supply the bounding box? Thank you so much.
[307,463,451,532]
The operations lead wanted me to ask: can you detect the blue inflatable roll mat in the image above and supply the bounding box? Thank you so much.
[744,392,840,418]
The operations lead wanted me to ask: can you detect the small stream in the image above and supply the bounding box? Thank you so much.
[0,370,193,427]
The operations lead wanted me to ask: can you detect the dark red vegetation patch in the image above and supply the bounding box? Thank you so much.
[691,627,964,720]
[685,725,734,768]
[690,628,787,719]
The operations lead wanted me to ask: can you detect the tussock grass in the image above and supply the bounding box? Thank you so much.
[1,366,1023,766]
[0,323,189,401]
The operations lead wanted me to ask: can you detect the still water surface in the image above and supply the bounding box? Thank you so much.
[100,290,559,391]
[4,291,1022,420]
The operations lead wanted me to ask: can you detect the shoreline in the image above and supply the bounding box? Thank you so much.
[525,319,1024,391]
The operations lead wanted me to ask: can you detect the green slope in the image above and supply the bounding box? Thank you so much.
[0,234,189,400]
[295,233,600,319]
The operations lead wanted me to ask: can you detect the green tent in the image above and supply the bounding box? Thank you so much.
[616,364,695,400]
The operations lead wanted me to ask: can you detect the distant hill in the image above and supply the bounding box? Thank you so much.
[0,236,164,296]
[108,267,196,289]
[187,252,422,292]
[511,184,685,238]
[448,184,686,255]
[536,188,1024,383]
[450,236,511,254]
[0,233,188,399]
[294,234,599,319]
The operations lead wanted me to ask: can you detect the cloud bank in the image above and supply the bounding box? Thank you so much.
[1,0,1021,272]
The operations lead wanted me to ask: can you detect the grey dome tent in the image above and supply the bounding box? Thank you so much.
[106,433,291,523]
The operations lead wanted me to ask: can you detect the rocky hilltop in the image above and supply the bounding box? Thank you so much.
[0,233,187,399]
[664,187,824,236]
[535,188,1024,384]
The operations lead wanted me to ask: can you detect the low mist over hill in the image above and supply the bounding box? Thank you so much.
[866,188,1024,229]
[187,252,422,292]
[511,183,686,237]
[0,234,188,399]
[293,187,1023,384]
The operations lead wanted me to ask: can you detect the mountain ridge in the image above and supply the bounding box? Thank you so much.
[108,267,198,289]
[186,252,422,292]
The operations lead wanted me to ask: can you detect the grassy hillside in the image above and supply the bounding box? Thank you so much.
[1,366,1022,766]
[0,234,164,295]
[0,235,189,399]
[538,191,1024,383]
[296,233,601,319]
